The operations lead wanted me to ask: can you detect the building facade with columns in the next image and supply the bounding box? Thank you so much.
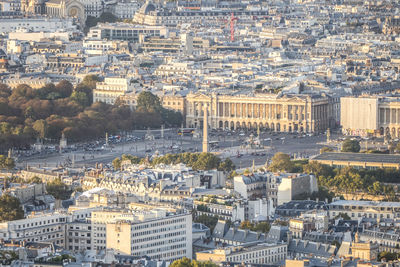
[185,93,332,133]
[341,96,400,137]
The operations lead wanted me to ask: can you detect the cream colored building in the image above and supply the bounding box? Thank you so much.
[0,213,68,246]
[105,210,192,261]
[185,93,332,133]
[327,200,400,221]
[351,232,378,261]
[93,77,136,105]
[45,0,86,25]
[91,209,137,251]
[196,243,287,265]
[7,183,46,203]
[341,96,400,137]
[161,93,186,115]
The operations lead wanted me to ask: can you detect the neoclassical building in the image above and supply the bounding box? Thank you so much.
[185,93,332,133]
[341,96,400,137]
[45,0,85,25]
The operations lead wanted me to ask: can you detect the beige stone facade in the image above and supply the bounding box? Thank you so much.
[161,94,186,114]
[341,96,400,137]
[185,93,331,133]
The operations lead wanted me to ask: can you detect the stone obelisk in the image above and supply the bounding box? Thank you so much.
[202,105,209,153]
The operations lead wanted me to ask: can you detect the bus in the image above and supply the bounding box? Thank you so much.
[178,128,195,136]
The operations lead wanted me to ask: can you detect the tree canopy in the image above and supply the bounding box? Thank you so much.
[0,155,15,170]
[170,258,218,267]
[240,220,270,233]
[0,80,183,152]
[341,139,361,152]
[268,152,294,172]
[46,179,71,200]
[0,194,24,222]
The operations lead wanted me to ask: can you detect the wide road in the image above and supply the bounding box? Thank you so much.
[18,129,332,169]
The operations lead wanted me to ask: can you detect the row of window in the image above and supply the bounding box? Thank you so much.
[330,211,392,219]
[16,226,62,237]
[227,253,285,264]
[16,217,65,229]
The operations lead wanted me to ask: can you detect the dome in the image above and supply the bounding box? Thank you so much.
[139,1,156,14]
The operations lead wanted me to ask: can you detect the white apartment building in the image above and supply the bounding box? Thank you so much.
[234,172,317,206]
[91,209,137,251]
[89,209,192,260]
[112,2,140,19]
[93,77,135,104]
[155,62,203,76]
[327,200,400,221]
[83,39,129,54]
[0,18,76,34]
[106,210,192,261]
[0,213,68,247]
[0,0,20,12]
[79,0,103,17]
[275,173,318,206]
[66,221,92,252]
[197,243,287,265]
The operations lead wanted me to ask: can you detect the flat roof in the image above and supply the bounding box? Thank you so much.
[329,200,400,208]
[313,152,400,164]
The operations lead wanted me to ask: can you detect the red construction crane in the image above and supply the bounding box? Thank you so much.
[230,12,238,42]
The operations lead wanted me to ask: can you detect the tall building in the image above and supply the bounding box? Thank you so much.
[104,209,192,261]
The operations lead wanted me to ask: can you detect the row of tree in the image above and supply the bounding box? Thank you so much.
[264,152,399,200]
[113,152,236,172]
[170,257,217,267]
[239,220,271,233]
[0,77,183,152]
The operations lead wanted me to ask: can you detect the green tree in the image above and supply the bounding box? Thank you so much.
[121,154,141,164]
[368,181,383,195]
[240,221,270,233]
[81,75,101,89]
[196,204,209,212]
[334,213,350,220]
[33,119,48,139]
[0,155,15,170]
[342,139,361,152]
[240,220,254,230]
[27,176,42,184]
[46,179,71,200]
[378,251,399,261]
[254,222,271,233]
[192,153,221,170]
[112,157,121,170]
[70,91,90,107]
[98,12,118,23]
[0,194,24,222]
[268,152,294,172]
[136,91,162,113]
[218,158,236,172]
[170,258,218,267]
[194,214,219,232]
[55,80,73,98]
